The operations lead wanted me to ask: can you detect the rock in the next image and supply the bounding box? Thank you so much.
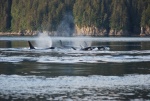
[109,29,129,36]
[75,25,108,36]
[140,26,150,36]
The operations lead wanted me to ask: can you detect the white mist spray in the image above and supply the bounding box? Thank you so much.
[57,13,75,37]
[35,32,52,48]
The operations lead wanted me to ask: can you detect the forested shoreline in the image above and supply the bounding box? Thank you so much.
[0,0,150,36]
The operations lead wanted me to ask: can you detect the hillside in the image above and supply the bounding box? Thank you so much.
[0,0,150,36]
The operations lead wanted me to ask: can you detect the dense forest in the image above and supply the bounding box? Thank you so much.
[0,0,150,36]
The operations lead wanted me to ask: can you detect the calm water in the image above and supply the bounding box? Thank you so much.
[0,37,150,101]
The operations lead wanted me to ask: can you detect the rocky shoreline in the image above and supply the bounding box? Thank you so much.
[75,25,150,37]
[0,26,150,37]
[0,31,147,37]
[0,31,37,36]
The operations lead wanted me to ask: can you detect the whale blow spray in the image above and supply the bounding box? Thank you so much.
[35,32,52,48]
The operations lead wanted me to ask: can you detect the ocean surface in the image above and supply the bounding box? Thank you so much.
[0,36,150,101]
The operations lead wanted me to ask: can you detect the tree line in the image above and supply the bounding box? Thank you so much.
[0,0,150,36]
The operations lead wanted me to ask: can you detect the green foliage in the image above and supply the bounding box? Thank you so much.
[10,0,74,32]
[0,0,150,35]
[141,4,150,26]
[0,0,11,32]
[110,0,129,30]
[73,0,110,29]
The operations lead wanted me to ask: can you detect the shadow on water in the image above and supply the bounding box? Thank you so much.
[0,40,28,48]
[0,62,150,77]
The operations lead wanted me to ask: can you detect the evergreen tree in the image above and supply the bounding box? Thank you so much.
[141,4,150,26]
[0,0,12,32]
[110,0,129,30]
[0,0,150,35]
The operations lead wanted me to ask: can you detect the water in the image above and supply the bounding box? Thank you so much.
[0,37,150,101]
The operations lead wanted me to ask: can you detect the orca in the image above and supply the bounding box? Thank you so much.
[59,40,110,51]
[28,41,55,50]
[80,46,93,51]
[79,46,109,51]
[80,41,110,51]
[28,40,110,51]
[93,46,110,51]
[59,40,76,50]
[28,41,35,49]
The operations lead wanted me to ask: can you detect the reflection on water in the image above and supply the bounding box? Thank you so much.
[0,37,150,100]
[0,62,150,76]
[1,39,150,51]
[0,40,28,48]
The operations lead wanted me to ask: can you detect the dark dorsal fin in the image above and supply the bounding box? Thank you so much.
[28,41,35,49]
[59,40,63,47]
[71,47,76,50]
[84,41,88,47]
